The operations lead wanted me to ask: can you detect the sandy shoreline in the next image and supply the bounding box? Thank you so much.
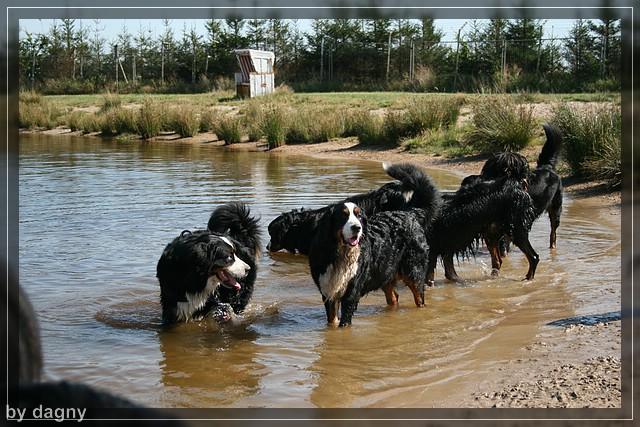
[20,127,623,409]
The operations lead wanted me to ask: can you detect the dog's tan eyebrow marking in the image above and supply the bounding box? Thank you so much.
[354,207,361,215]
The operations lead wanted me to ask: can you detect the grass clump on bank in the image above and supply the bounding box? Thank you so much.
[402,126,474,157]
[199,109,219,133]
[552,104,621,188]
[261,106,287,149]
[170,106,200,138]
[463,97,537,152]
[136,99,163,139]
[214,116,243,144]
[19,92,62,130]
[100,91,122,112]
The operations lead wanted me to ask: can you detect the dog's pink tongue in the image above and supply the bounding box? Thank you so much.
[218,270,241,291]
[347,236,360,246]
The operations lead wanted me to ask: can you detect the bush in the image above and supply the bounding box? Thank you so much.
[464,97,537,152]
[79,113,103,134]
[342,109,373,137]
[39,78,96,95]
[285,110,312,144]
[309,109,344,143]
[199,109,219,133]
[355,115,384,146]
[242,102,264,142]
[19,100,60,129]
[136,99,162,139]
[100,92,122,112]
[551,104,621,187]
[170,106,200,138]
[214,116,243,144]
[261,106,287,149]
[19,90,42,104]
[402,127,474,157]
[66,111,86,132]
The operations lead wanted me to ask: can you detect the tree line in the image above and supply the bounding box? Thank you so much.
[18,18,622,94]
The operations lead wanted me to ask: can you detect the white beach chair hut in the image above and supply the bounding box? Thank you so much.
[234,49,275,98]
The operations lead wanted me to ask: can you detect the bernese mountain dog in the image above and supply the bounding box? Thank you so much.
[428,176,539,283]
[456,124,563,275]
[267,162,438,255]
[156,202,260,324]
[308,169,441,327]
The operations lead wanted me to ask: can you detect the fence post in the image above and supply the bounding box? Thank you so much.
[31,49,36,90]
[453,23,467,92]
[386,32,391,82]
[536,28,543,74]
[320,37,324,80]
[114,44,119,90]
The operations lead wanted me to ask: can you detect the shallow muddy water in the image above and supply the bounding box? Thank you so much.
[18,134,620,408]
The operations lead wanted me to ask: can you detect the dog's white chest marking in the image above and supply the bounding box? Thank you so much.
[176,277,218,322]
[318,245,360,301]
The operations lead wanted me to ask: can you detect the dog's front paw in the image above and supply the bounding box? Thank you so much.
[212,303,234,323]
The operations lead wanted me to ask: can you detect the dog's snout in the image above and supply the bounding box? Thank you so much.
[351,224,361,233]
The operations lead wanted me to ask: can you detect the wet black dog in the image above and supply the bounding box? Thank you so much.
[157,202,260,324]
[458,124,563,273]
[460,150,530,188]
[428,176,539,283]
[308,173,441,327]
[267,163,437,255]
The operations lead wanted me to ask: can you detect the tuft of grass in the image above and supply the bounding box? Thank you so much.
[99,108,137,136]
[170,106,200,138]
[402,126,474,157]
[309,109,344,143]
[214,115,243,144]
[19,100,60,129]
[66,111,86,132]
[136,99,162,140]
[100,91,122,112]
[342,109,374,138]
[199,109,219,133]
[551,104,621,187]
[79,113,103,133]
[242,102,264,142]
[261,106,287,149]
[355,115,385,146]
[19,90,43,105]
[285,110,312,144]
[464,97,537,152]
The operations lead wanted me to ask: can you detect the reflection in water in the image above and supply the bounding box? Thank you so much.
[19,134,620,408]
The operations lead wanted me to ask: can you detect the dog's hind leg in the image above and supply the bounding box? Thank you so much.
[548,188,562,249]
[401,276,425,307]
[484,234,503,276]
[512,229,540,280]
[443,253,462,282]
[382,283,399,306]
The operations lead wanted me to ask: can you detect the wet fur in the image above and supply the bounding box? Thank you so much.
[428,177,539,282]
[267,163,441,255]
[308,174,440,326]
[157,203,260,324]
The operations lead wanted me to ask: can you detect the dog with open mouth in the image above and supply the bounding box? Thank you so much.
[307,169,440,327]
[267,162,438,255]
[157,202,260,324]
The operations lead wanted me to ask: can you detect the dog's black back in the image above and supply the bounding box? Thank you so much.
[268,163,441,255]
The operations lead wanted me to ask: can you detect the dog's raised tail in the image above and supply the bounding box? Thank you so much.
[537,124,563,169]
[208,202,262,256]
[384,162,442,222]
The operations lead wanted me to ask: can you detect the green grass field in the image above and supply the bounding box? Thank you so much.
[43,91,621,111]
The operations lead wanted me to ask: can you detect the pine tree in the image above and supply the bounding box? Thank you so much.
[564,19,599,82]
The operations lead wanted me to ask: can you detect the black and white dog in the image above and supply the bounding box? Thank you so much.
[156,202,260,324]
[308,169,441,327]
[267,162,437,255]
